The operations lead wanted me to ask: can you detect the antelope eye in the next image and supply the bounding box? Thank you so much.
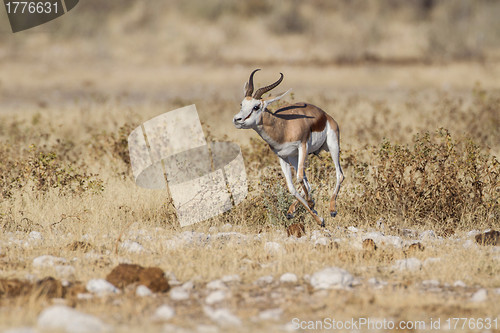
[253,105,260,111]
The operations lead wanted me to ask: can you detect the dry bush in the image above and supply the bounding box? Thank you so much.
[0,142,103,199]
[342,128,499,229]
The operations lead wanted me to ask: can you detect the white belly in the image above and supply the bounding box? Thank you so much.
[273,141,301,158]
[307,128,327,154]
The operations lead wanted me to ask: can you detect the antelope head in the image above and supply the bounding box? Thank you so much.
[233,69,290,129]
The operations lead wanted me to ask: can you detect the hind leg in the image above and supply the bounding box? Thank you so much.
[326,127,344,217]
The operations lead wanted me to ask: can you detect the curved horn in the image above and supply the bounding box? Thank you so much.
[253,73,284,100]
[245,69,261,97]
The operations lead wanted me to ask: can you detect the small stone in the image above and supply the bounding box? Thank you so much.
[258,308,283,321]
[86,279,120,295]
[203,306,241,326]
[120,241,144,253]
[37,305,108,333]
[314,237,330,247]
[347,226,358,233]
[392,258,422,271]
[55,265,76,279]
[29,231,43,241]
[221,274,240,283]
[453,280,466,288]
[367,277,387,289]
[310,267,354,290]
[136,285,152,297]
[32,255,67,268]
[170,287,189,301]
[152,305,175,321]
[255,275,273,285]
[264,242,283,255]
[471,289,488,302]
[205,290,228,305]
[206,279,227,290]
[279,273,298,283]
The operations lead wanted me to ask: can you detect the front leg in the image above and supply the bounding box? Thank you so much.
[279,157,324,227]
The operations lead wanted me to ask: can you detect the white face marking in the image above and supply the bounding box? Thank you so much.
[232,98,263,129]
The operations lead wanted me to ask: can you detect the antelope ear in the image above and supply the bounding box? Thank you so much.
[262,89,291,109]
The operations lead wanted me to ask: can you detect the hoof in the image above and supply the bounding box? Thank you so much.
[320,217,325,228]
[330,211,337,218]
[286,213,294,220]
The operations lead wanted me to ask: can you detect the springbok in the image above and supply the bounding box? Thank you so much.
[233,69,344,227]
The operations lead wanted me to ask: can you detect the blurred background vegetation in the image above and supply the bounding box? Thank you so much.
[1,0,500,64]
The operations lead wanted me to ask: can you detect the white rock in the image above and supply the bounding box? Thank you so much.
[463,239,477,248]
[120,241,144,253]
[170,287,190,301]
[55,265,76,279]
[33,255,67,268]
[453,280,466,288]
[203,306,241,326]
[255,275,273,285]
[264,241,283,255]
[152,305,175,321]
[314,237,330,247]
[136,285,153,297]
[310,267,354,290]
[382,235,404,248]
[222,223,233,231]
[181,281,194,290]
[205,290,228,305]
[467,230,480,238]
[206,279,227,290]
[29,231,43,241]
[37,305,109,333]
[310,230,323,241]
[86,279,120,295]
[258,308,283,321]
[392,258,422,271]
[471,289,488,302]
[280,273,298,283]
[214,232,247,244]
[368,277,387,289]
[347,226,358,233]
[221,274,240,283]
[208,226,218,233]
